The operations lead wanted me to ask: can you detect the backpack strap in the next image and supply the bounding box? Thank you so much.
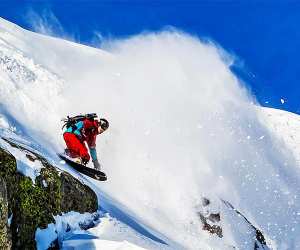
[61,113,98,131]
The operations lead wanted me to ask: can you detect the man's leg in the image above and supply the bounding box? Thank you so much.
[63,133,90,163]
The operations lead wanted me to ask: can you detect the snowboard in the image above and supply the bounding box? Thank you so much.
[58,153,107,181]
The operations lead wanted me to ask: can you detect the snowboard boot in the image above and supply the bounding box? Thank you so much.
[74,157,82,164]
[92,159,101,170]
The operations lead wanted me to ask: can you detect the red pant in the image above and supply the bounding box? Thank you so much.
[63,132,90,162]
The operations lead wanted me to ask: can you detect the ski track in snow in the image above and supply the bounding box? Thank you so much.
[1,17,300,249]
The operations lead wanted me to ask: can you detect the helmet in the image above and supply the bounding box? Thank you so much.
[99,118,109,130]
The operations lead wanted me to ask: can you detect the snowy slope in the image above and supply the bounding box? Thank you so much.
[0,115,169,250]
[1,17,300,249]
[260,107,300,164]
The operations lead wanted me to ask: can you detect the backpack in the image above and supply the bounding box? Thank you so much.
[61,113,98,131]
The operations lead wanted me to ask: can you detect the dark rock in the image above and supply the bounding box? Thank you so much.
[202,222,223,238]
[197,197,269,249]
[256,229,266,246]
[65,224,71,233]
[0,176,11,249]
[208,213,220,223]
[198,212,223,238]
[25,154,36,162]
[60,172,97,213]
[0,143,98,249]
[222,199,268,249]
[79,213,100,230]
[202,197,210,207]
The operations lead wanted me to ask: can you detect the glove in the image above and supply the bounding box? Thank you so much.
[92,159,101,170]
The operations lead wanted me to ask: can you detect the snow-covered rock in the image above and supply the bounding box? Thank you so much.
[0,137,97,249]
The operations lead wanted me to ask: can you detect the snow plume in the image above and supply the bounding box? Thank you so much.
[0,36,65,149]
[25,7,66,39]
[1,19,300,249]
[63,32,300,248]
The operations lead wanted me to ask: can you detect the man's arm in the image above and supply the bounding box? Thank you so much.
[89,147,101,170]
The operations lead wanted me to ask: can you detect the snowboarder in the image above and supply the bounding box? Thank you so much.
[62,113,109,170]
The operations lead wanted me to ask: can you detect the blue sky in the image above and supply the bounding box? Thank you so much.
[1,1,300,113]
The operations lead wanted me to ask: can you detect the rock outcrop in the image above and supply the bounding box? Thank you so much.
[0,176,11,249]
[197,197,269,250]
[0,140,98,249]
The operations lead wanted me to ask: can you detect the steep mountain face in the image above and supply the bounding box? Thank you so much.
[1,17,300,249]
[0,138,98,249]
[0,130,168,250]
